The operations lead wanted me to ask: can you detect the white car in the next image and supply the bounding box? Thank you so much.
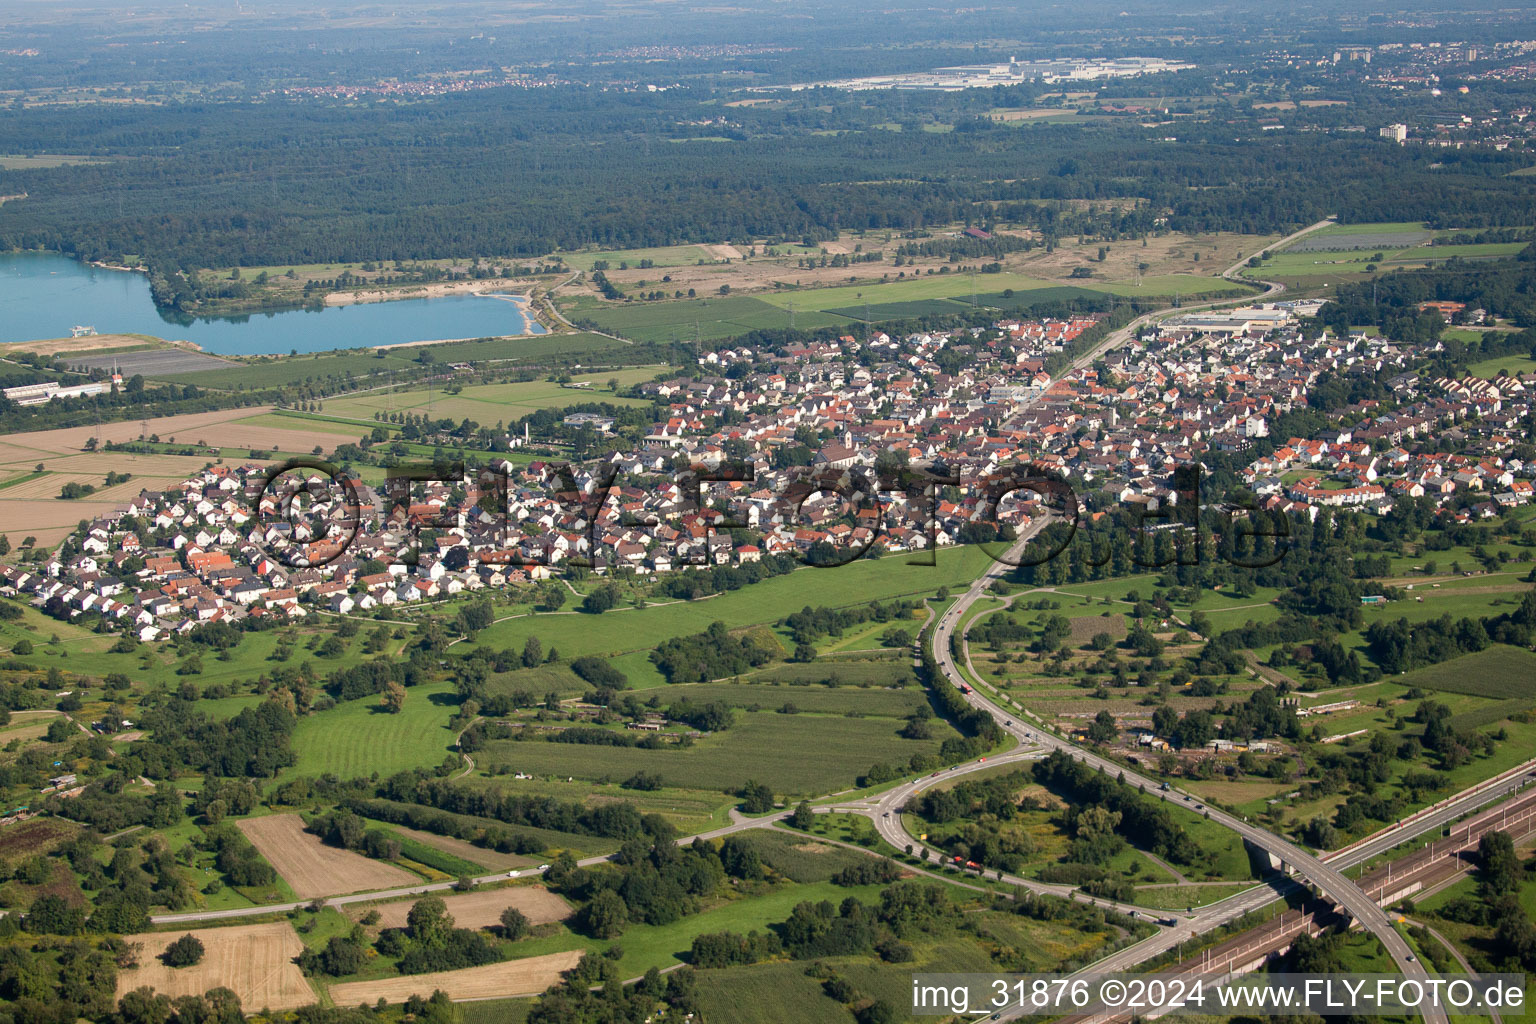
[507,870,521,878]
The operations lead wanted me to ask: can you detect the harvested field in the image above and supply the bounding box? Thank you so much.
[237,814,416,898]
[351,886,570,931]
[116,922,314,1011]
[69,348,238,377]
[0,450,219,547]
[0,407,278,462]
[0,497,136,547]
[326,950,582,1005]
[1068,612,1127,644]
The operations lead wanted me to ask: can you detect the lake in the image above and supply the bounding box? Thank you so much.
[0,251,547,356]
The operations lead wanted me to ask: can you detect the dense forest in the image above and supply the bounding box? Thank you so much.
[1,83,1532,292]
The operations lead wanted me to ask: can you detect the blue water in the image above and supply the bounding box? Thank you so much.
[0,251,547,356]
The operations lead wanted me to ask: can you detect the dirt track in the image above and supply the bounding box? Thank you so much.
[351,886,571,931]
[237,814,417,898]
[116,922,314,1011]
[325,950,582,1005]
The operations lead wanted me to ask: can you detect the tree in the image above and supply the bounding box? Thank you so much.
[1087,709,1118,745]
[381,681,407,714]
[1479,831,1520,901]
[407,895,454,948]
[522,635,543,668]
[791,800,814,830]
[582,585,619,614]
[500,907,530,940]
[535,583,567,612]
[12,638,32,655]
[578,889,628,939]
[161,934,206,967]
[739,780,775,814]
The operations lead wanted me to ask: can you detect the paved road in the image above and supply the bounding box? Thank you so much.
[929,530,1450,1023]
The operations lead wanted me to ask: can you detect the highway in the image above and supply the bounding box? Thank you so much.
[927,530,1454,1023]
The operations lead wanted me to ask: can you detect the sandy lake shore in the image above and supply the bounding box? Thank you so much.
[323,279,533,307]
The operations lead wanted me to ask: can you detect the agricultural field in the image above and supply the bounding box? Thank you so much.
[236,814,418,898]
[314,367,664,426]
[672,677,925,718]
[562,253,1255,343]
[558,244,713,271]
[374,823,534,872]
[568,226,1272,313]
[0,445,224,548]
[692,901,1125,1024]
[1288,222,1433,251]
[324,950,583,1005]
[350,885,570,931]
[723,828,885,883]
[0,153,111,169]
[561,292,856,344]
[479,709,961,796]
[1390,646,1536,700]
[1466,353,1536,379]
[116,922,315,1011]
[1243,220,1534,292]
[467,545,994,683]
[162,332,634,389]
[755,272,1248,315]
